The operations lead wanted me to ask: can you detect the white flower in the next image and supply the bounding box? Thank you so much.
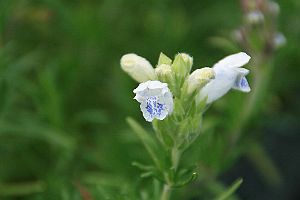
[198,52,251,104]
[133,81,173,122]
[120,53,156,82]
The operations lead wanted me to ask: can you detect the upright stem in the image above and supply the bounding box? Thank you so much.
[160,184,171,200]
[231,56,273,143]
[160,146,182,200]
[171,147,181,171]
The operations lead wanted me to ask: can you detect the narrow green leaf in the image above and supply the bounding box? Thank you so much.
[0,181,46,196]
[140,171,154,178]
[132,162,155,171]
[209,36,239,52]
[126,117,164,170]
[0,120,75,149]
[215,178,243,200]
[247,143,282,186]
[173,172,198,187]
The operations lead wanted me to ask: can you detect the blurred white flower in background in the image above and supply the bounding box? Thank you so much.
[198,52,251,104]
[246,10,265,24]
[133,81,173,122]
[120,53,156,82]
[273,32,286,48]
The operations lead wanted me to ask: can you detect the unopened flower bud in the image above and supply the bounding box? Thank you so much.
[155,64,173,82]
[187,67,215,94]
[121,53,156,82]
[181,53,193,70]
[172,53,193,78]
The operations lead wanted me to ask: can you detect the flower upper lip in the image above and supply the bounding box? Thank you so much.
[213,52,251,69]
[133,81,169,94]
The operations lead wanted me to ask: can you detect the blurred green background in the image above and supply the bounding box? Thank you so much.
[0,0,299,199]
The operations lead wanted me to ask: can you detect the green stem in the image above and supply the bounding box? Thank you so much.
[226,55,281,185]
[247,142,281,186]
[160,184,171,200]
[171,147,181,171]
[160,147,182,200]
[230,55,274,144]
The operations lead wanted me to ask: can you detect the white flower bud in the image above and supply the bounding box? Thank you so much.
[155,64,172,76]
[155,64,173,82]
[120,53,156,82]
[187,67,215,94]
[198,52,251,104]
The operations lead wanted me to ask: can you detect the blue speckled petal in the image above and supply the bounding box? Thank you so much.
[233,76,251,92]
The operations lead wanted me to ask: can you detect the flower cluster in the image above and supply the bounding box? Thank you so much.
[121,52,251,122]
[234,0,286,52]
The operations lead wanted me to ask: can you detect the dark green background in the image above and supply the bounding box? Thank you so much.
[0,0,299,199]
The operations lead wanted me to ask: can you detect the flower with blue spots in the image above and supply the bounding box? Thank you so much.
[198,52,251,104]
[133,80,173,122]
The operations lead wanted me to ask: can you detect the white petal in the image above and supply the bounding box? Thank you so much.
[133,80,168,93]
[133,93,145,103]
[234,67,250,75]
[213,52,251,69]
[133,81,149,93]
[147,80,168,90]
[140,102,154,122]
[162,92,174,113]
[198,67,237,104]
[198,78,232,104]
